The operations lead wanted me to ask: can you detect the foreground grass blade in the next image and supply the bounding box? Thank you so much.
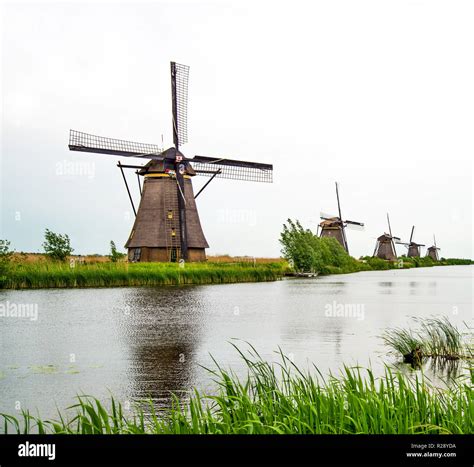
[1,345,471,435]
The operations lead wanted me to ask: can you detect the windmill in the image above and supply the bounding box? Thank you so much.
[318,182,364,254]
[68,62,273,262]
[373,213,400,261]
[396,226,425,258]
[426,235,440,261]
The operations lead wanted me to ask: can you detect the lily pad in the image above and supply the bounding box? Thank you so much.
[30,365,58,374]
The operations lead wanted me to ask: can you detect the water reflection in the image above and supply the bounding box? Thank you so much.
[121,287,207,404]
[390,358,466,388]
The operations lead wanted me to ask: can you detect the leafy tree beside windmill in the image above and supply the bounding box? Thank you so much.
[69,62,273,263]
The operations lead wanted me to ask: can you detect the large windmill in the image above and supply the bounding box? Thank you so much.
[318,182,364,254]
[426,235,440,261]
[68,62,273,262]
[373,213,400,261]
[397,226,424,258]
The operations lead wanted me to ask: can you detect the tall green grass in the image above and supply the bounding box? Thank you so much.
[0,261,287,289]
[1,345,472,434]
[382,317,472,360]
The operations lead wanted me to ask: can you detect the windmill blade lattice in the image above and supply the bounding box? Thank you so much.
[69,130,164,159]
[171,62,190,147]
[191,156,273,183]
[345,222,364,231]
[68,60,273,263]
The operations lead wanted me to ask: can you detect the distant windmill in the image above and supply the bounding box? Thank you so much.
[68,61,273,262]
[426,235,440,261]
[373,213,400,261]
[319,182,364,254]
[396,226,425,257]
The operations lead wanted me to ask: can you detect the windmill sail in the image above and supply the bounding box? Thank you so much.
[69,131,273,183]
[191,156,273,183]
[171,62,190,148]
[68,60,273,263]
[69,130,165,159]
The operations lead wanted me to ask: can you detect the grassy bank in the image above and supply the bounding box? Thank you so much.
[1,346,471,434]
[361,255,473,271]
[0,261,288,289]
[290,253,473,277]
[321,256,474,276]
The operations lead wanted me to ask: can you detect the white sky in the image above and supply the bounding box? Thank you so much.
[1,0,473,258]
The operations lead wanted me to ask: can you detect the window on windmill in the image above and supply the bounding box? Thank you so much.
[133,248,141,262]
[171,228,176,237]
[167,210,173,219]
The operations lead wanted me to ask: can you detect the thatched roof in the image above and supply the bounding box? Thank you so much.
[319,217,342,228]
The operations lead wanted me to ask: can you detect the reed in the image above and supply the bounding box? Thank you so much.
[0,261,287,289]
[382,317,472,361]
[1,345,471,434]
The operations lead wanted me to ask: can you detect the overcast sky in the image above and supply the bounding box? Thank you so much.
[1,0,472,258]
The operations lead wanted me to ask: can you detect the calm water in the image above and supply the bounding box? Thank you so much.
[0,266,472,420]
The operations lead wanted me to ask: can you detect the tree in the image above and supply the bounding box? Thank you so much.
[279,219,320,272]
[0,239,14,277]
[108,241,126,262]
[42,229,74,261]
[279,219,357,273]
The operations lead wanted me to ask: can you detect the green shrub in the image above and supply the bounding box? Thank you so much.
[0,239,14,285]
[365,257,392,270]
[108,241,126,262]
[280,219,363,274]
[42,229,74,262]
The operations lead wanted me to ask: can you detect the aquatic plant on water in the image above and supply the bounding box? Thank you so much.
[381,317,472,364]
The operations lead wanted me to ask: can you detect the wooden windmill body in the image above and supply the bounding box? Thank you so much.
[125,160,208,262]
[397,226,425,258]
[373,214,399,261]
[319,218,346,247]
[69,62,273,262]
[426,235,440,261]
[318,182,364,254]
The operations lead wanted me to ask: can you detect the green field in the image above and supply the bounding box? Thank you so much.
[0,261,288,289]
[1,255,471,289]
